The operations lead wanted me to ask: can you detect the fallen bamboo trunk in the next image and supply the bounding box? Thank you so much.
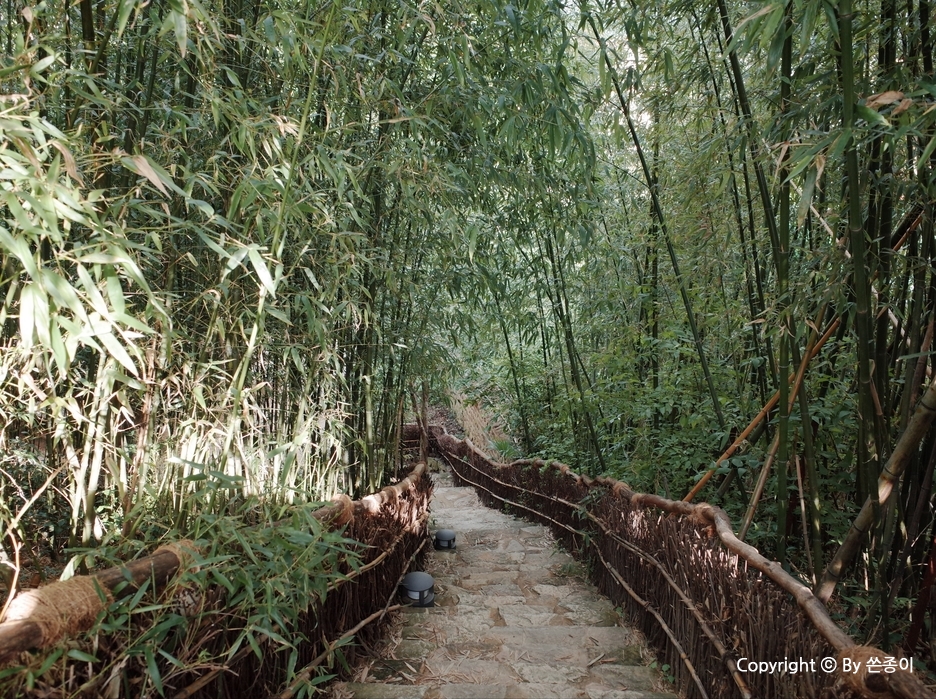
[816,372,936,604]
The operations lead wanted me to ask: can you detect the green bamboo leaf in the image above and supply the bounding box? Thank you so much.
[248,247,277,296]
[105,273,126,315]
[727,4,776,54]
[266,306,290,325]
[115,0,137,39]
[189,199,214,217]
[97,326,140,376]
[796,166,819,228]
[29,54,56,77]
[158,648,184,668]
[0,222,39,279]
[0,64,28,79]
[196,230,233,261]
[246,628,262,659]
[822,0,839,40]
[169,0,188,58]
[917,132,936,170]
[766,17,786,72]
[55,315,97,363]
[35,648,64,677]
[42,269,89,320]
[467,223,478,263]
[309,673,336,686]
[19,283,37,350]
[856,104,890,128]
[127,577,152,610]
[18,192,58,236]
[829,128,851,160]
[78,252,122,264]
[114,312,151,334]
[144,645,164,695]
[799,0,819,58]
[461,33,472,73]
[897,350,936,361]
[211,568,236,594]
[76,265,112,319]
[67,649,98,662]
[49,317,68,375]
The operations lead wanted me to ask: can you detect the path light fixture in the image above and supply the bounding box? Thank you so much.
[400,571,435,607]
[434,529,456,551]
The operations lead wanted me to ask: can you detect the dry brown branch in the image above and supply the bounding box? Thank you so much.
[684,316,841,502]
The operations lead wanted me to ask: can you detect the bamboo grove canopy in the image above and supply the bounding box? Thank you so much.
[3,0,936,688]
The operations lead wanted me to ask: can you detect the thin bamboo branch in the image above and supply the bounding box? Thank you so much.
[588,16,727,435]
[794,455,815,580]
[739,428,781,541]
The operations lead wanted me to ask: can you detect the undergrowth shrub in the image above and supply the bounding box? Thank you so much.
[0,482,361,699]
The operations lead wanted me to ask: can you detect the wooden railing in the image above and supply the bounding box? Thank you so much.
[426,426,933,699]
[0,463,432,698]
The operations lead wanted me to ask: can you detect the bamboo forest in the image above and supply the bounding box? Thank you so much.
[3,0,936,695]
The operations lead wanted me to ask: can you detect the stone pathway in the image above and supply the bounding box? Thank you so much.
[331,465,679,699]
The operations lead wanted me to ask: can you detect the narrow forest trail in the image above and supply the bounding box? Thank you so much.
[330,463,678,699]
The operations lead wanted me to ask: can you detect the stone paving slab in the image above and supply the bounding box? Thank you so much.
[330,468,678,699]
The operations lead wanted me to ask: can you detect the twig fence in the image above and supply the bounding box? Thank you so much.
[424,425,934,699]
[4,422,934,699]
[0,462,432,698]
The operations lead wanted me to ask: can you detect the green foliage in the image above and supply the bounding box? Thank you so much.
[0,0,602,563]
[649,659,675,686]
[0,487,360,697]
[445,0,936,650]
[0,0,934,668]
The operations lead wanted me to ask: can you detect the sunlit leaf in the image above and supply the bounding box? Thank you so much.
[248,247,277,296]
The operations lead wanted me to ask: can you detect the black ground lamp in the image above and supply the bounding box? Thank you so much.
[400,571,435,607]
[434,529,456,550]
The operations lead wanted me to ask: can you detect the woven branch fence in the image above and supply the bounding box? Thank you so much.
[0,462,432,698]
[423,426,934,699]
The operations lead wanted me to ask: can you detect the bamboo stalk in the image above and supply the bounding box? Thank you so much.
[793,454,815,580]
[684,316,841,502]
[739,428,781,541]
[816,373,936,602]
[841,0,880,515]
[589,16,727,436]
[776,5,794,566]
[738,316,821,540]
